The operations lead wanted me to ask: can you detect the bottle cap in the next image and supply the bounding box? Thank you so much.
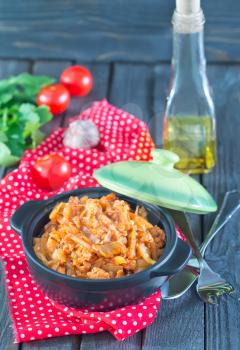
[173,0,204,33]
[176,0,200,15]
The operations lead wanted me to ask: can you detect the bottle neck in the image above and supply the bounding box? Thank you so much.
[173,30,206,77]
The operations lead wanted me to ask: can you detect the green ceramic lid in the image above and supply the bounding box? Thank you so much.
[93,149,217,214]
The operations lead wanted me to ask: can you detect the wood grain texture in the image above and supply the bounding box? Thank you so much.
[80,332,141,350]
[22,335,81,350]
[0,0,239,62]
[142,291,204,350]
[109,63,154,133]
[203,65,240,350]
[0,59,30,78]
[33,60,73,77]
[153,64,170,148]
[0,167,5,180]
[0,263,19,350]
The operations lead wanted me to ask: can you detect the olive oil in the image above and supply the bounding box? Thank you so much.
[163,0,217,175]
[163,115,216,174]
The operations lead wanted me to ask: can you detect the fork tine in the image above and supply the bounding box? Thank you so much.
[197,289,217,304]
[207,294,218,305]
[197,281,234,304]
[197,284,233,301]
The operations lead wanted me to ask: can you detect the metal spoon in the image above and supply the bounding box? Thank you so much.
[162,190,240,300]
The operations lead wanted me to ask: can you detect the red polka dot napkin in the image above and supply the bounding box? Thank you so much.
[0,99,168,343]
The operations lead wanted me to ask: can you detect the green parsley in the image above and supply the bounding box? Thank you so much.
[0,73,55,166]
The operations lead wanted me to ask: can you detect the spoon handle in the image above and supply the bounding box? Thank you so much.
[168,209,204,263]
[200,190,240,255]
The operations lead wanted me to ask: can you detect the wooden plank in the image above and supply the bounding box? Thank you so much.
[0,59,30,350]
[142,62,204,350]
[0,167,5,179]
[80,332,141,350]
[142,235,204,350]
[152,64,170,148]
[142,291,204,350]
[109,63,154,134]
[0,59,29,77]
[33,60,72,77]
[0,263,19,350]
[21,335,80,350]
[203,65,240,350]
[0,0,239,62]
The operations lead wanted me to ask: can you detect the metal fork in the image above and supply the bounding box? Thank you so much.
[163,190,240,300]
[168,209,234,304]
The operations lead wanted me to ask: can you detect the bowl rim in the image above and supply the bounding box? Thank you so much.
[12,187,178,285]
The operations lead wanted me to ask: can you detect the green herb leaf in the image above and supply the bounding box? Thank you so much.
[0,73,54,166]
[31,129,45,149]
[36,105,52,124]
[0,73,55,106]
[0,142,20,167]
[0,130,7,143]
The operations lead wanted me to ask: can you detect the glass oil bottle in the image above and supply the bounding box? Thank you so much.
[163,0,216,174]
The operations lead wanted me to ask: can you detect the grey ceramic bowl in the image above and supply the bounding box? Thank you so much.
[10,187,191,311]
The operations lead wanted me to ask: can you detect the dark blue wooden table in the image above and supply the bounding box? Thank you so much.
[0,1,240,349]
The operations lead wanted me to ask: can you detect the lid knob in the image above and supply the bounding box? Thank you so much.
[151,149,180,169]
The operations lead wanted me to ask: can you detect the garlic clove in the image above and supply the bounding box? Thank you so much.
[63,120,100,149]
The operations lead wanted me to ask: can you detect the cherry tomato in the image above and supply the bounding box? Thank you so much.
[36,83,70,115]
[32,154,72,190]
[60,65,93,96]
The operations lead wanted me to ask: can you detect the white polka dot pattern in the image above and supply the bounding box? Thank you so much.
[0,100,182,343]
